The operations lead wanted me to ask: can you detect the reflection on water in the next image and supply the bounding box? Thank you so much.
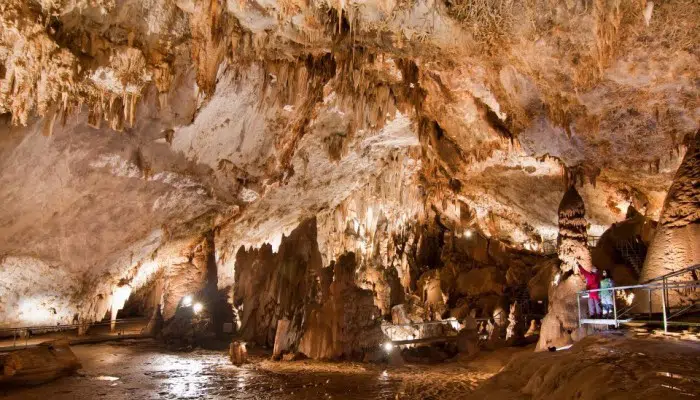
[94,376,119,381]
[136,350,399,400]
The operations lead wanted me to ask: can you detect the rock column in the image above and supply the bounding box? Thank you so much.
[640,132,699,308]
[536,186,589,351]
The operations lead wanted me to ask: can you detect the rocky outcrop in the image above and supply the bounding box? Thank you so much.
[640,132,700,307]
[0,340,81,385]
[592,207,656,285]
[557,187,592,274]
[233,218,322,347]
[233,220,387,359]
[0,0,697,347]
[536,187,589,351]
[298,253,386,360]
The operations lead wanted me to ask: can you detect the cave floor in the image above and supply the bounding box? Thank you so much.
[3,334,698,399]
[0,339,520,400]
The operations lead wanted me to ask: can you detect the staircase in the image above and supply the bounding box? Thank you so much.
[615,236,646,276]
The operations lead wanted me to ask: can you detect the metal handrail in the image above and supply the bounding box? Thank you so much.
[577,277,700,333]
[643,264,700,284]
[389,319,460,328]
[0,317,149,334]
[0,318,149,350]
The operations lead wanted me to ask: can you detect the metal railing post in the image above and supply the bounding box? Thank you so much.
[661,279,668,333]
[612,288,618,328]
[577,292,582,326]
[648,288,652,319]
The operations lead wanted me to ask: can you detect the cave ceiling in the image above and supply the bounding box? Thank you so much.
[0,0,697,303]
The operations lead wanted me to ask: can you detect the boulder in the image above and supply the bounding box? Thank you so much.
[388,350,405,366]
[0,340,81,385]
[229,341,248,365]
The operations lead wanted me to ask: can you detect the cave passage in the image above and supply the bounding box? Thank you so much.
[1,0,699,399]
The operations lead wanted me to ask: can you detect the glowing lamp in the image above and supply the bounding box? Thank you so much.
[193,303,204,314]
[464,229,473,238]
[383,342,394,352]
[182,295,193,307]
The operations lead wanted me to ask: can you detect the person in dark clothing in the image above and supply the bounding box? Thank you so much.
[579,265,602,318]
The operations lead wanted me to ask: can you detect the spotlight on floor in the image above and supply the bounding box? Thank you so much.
[383,342,394,352]
[193,303,204,314]
[182,295,193,307]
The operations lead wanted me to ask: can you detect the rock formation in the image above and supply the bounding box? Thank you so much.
[298,252,386,360]
[233,219,323,348]
[0,0,697,361]
[592,206,656,285]
[557,186,593,275]
[640,131,700,307]
[536,186,589,351]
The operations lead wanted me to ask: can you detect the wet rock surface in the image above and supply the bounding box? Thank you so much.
[2,335,698,399]
[0,340,401,400]
[467,333,700,400]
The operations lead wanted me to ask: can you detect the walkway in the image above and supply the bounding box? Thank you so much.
[0,319,148,352]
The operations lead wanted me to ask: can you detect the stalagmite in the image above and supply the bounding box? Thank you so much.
[229,341,248,366]
[0,0,698,397]
[536,186,589,351]
[640,132,700,308]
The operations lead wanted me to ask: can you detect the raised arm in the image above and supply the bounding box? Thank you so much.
[579,266,593,279]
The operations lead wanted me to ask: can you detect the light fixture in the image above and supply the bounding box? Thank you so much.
[193,303,203,314]
[383,342,394,352]
[464,229,473,238]
[182,295,193,307]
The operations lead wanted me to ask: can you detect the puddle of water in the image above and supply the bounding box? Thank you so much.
[660,384,696,396]
[657,371,700,382]
[94,376,120,381]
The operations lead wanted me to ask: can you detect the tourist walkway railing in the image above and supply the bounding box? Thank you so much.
[384,309,516,346]
[0,318,149,350]
[383,319,462,346]
[577,264,700,333]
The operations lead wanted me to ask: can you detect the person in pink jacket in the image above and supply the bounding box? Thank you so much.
[579,265,602,318]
